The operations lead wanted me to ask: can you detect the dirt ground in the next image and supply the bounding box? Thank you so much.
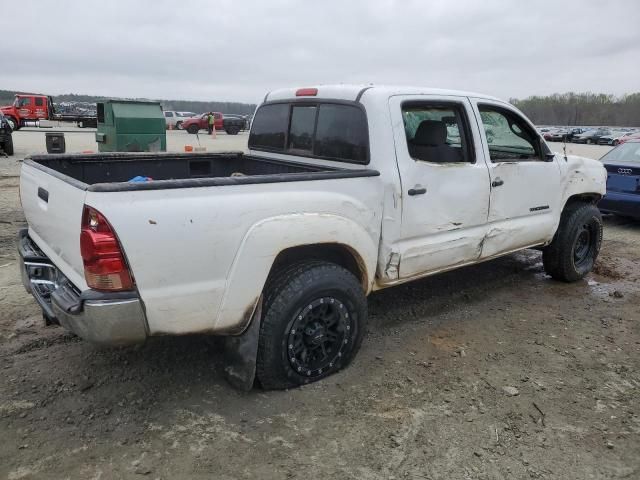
[0,136,638,479]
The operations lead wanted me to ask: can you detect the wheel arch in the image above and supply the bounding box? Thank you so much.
[213,214,378,334]
[564,192,602,209]
[269,243,369,291]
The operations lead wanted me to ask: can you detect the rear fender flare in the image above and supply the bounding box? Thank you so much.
[214,213,378,333]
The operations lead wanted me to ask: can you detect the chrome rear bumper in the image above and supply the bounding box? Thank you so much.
[18,229,148,345]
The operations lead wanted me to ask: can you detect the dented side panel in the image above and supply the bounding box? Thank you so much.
[560,155,607,204]
[482,160,562,257]
[85,176,384,336]
[469,98,564,257]
[382,94,491,281]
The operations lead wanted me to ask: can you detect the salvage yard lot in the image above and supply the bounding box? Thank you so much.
[0,132,638,479]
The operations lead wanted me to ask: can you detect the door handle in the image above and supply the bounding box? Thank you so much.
[37,187,49,202]
[408,187,427,196]
[491,179,504,188]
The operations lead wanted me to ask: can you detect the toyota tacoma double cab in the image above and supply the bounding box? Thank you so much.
[18,85,606,390]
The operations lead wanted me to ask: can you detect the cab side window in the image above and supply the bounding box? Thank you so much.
[402,103,473,163]
[478,105,543,162]
[35,97,44,107]
[18,97,32,107]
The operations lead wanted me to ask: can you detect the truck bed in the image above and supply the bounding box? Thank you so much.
[25,152,377,192]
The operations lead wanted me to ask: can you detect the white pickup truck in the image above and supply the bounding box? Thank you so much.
[18,85,606,390]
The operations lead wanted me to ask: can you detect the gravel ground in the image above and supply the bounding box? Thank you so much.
[0,133,638,479]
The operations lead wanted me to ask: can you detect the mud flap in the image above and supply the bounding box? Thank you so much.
[223,297,262,392]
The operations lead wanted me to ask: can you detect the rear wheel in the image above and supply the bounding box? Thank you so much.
[543,202,602,282]
[225,127,240,135]
[187,124,199,134]
[587,139,593,145]
[256,261,367,390]
[612,139,619,146]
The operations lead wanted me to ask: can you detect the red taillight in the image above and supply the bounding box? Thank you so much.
[296,88,318,97]
[80,205,134,291]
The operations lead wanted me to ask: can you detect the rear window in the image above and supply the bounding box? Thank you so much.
[288,105,316,151]
[249,102,369,164]
[315,104,368,162]
[249,103,289,150]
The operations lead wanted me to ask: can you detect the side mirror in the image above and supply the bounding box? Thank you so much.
[545,152,556,162]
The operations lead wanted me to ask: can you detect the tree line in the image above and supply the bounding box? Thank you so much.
[2,88,638,125]
[0,90,257,116]
[510,92,640,127]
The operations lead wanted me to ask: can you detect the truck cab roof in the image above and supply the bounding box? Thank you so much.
[265,84,502,103]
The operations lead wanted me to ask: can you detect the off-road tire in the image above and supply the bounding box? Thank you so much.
[2,137,14,156]
[187,125,199,134]
[543,202,602,282]
[256,261,367,390]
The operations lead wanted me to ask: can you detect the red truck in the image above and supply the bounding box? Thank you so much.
[0,94,97,130]
[181,112,244,135]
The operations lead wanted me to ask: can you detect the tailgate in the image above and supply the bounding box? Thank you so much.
[20,162,88,290]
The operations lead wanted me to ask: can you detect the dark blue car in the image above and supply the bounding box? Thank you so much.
[598,139,640,220]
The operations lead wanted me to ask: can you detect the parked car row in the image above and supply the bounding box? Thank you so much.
[163,110,251,133]
[162,110,197,130]
[180,112,246,135]
[540,126,640,145]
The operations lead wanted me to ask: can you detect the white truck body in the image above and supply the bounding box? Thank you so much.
[19,85,606,387]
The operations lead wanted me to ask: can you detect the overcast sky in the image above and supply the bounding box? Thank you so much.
[2,0,639,104]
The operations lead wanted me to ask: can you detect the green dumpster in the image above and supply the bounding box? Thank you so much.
[95,100,166,152]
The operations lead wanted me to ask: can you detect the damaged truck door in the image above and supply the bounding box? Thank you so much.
[473,100,562,257]
[388,95,491,280]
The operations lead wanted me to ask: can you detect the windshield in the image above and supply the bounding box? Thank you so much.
[601,142,640,164]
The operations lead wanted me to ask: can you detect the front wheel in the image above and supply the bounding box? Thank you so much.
[176,121,183,130]
[256,261,367,390]
[612,140,619,146]
[543,202,602,282]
